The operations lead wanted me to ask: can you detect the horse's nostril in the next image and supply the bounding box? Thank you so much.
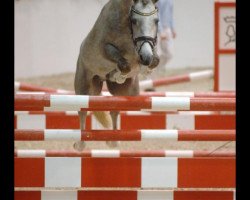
[140,55,143,61]
[140,55,152,66]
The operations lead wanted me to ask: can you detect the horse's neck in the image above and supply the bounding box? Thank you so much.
[104,0,133,38]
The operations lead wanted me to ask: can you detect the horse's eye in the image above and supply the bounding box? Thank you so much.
[131,19,137,25]
[155,19,159,24]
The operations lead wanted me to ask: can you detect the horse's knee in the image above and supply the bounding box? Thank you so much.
[106,77,139,96]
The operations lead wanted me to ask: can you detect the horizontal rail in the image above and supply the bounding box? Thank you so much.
[14,149,235,158]
[15,94,236,111]
[15,129,235,141]
[14,190,236,200]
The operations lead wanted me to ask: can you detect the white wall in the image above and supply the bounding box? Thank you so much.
[170,0,214,68]
[15,0,214,78]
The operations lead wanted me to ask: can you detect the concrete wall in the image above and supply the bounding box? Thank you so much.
[15,0,214,78]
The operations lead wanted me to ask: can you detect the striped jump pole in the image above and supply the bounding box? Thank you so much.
[139,70,214,90]
[14,149,235,158]
[137,91,236,98]
[15,94,236,111]
[14,110,221,116]
[14,190,236,200]
[15,70,213,93]
[16,90,236,98]
[15,129,235,141]
[14,111,235,130]
[14,157,235,188]
[15,82,73,94]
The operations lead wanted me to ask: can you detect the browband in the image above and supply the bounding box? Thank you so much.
[131,7,158,16]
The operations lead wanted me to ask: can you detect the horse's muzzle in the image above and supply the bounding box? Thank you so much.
[140,54,153,66]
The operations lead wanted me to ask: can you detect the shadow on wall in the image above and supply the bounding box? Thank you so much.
[15,0,213,78]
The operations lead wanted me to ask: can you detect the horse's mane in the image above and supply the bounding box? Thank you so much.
[99,0,133,33]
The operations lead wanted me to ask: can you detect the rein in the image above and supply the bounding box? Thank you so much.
[130,6,158,51]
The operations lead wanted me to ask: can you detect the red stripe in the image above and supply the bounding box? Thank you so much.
[190,98,235,111]
[152,75,190,87]
[47,150,92,157]
[46,115,80,129]
[81,130,142,141]
[15,106,44,111]
[15,130,44,141]
[193,151,235,157]
[174,191,234,200]
[15,191,41,200]
[178,158,235,188]
[121,150,166,157]
[15,94,51,107]
[194,92,235,98]
[214,2,220,91]
[178,130,235,141]
[19,83,58,93]
[195,115,235,129]
[14,158,45,187]
[121,114,166,130]
[78,191,137,200]
[88,96,151,111]
[81,158,141,187]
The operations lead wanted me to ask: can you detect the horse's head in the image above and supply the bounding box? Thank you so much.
[130,0,159,66]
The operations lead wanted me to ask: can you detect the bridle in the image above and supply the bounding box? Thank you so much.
[130,6,158,52]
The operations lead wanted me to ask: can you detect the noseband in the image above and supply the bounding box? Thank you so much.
[130,6,158,51]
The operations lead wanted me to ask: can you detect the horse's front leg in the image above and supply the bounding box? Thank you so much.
[104,43,131,84]
[106,77,140,147]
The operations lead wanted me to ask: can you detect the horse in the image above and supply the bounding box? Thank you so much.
[74,0,159,150]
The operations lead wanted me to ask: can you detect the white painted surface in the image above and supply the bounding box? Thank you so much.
[41,191,77,200]
[166,114,195,130]
[165,92,194,97]
[189,70,214,80]
[219,7,236,50]
[141,130,178,140]
[15,82,20,91]
[139,80,154,90]
[141,158,178,188]
[137,190,174,200]
[45,130,81,140]
[45,157,81,187]
[165,150,194,157]
[151,97,190,111]
[91,150,120,157]
[65,111,78,115]
[219,54,236,91]
[17,114,46,129]
[15,0,214,78]
[17,150,46,157]
[50,95,89,111]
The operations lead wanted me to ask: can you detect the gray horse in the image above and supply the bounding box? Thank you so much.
[74,0,159,149]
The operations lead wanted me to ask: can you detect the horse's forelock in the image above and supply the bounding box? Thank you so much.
[142,0,150,6]
[133,0,156,8]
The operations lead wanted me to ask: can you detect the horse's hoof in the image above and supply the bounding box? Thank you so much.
[113,71,127,84]
[140,65,153,76]
[115,76,127,84]
[106,141,120,148]
[73,141,86,151]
